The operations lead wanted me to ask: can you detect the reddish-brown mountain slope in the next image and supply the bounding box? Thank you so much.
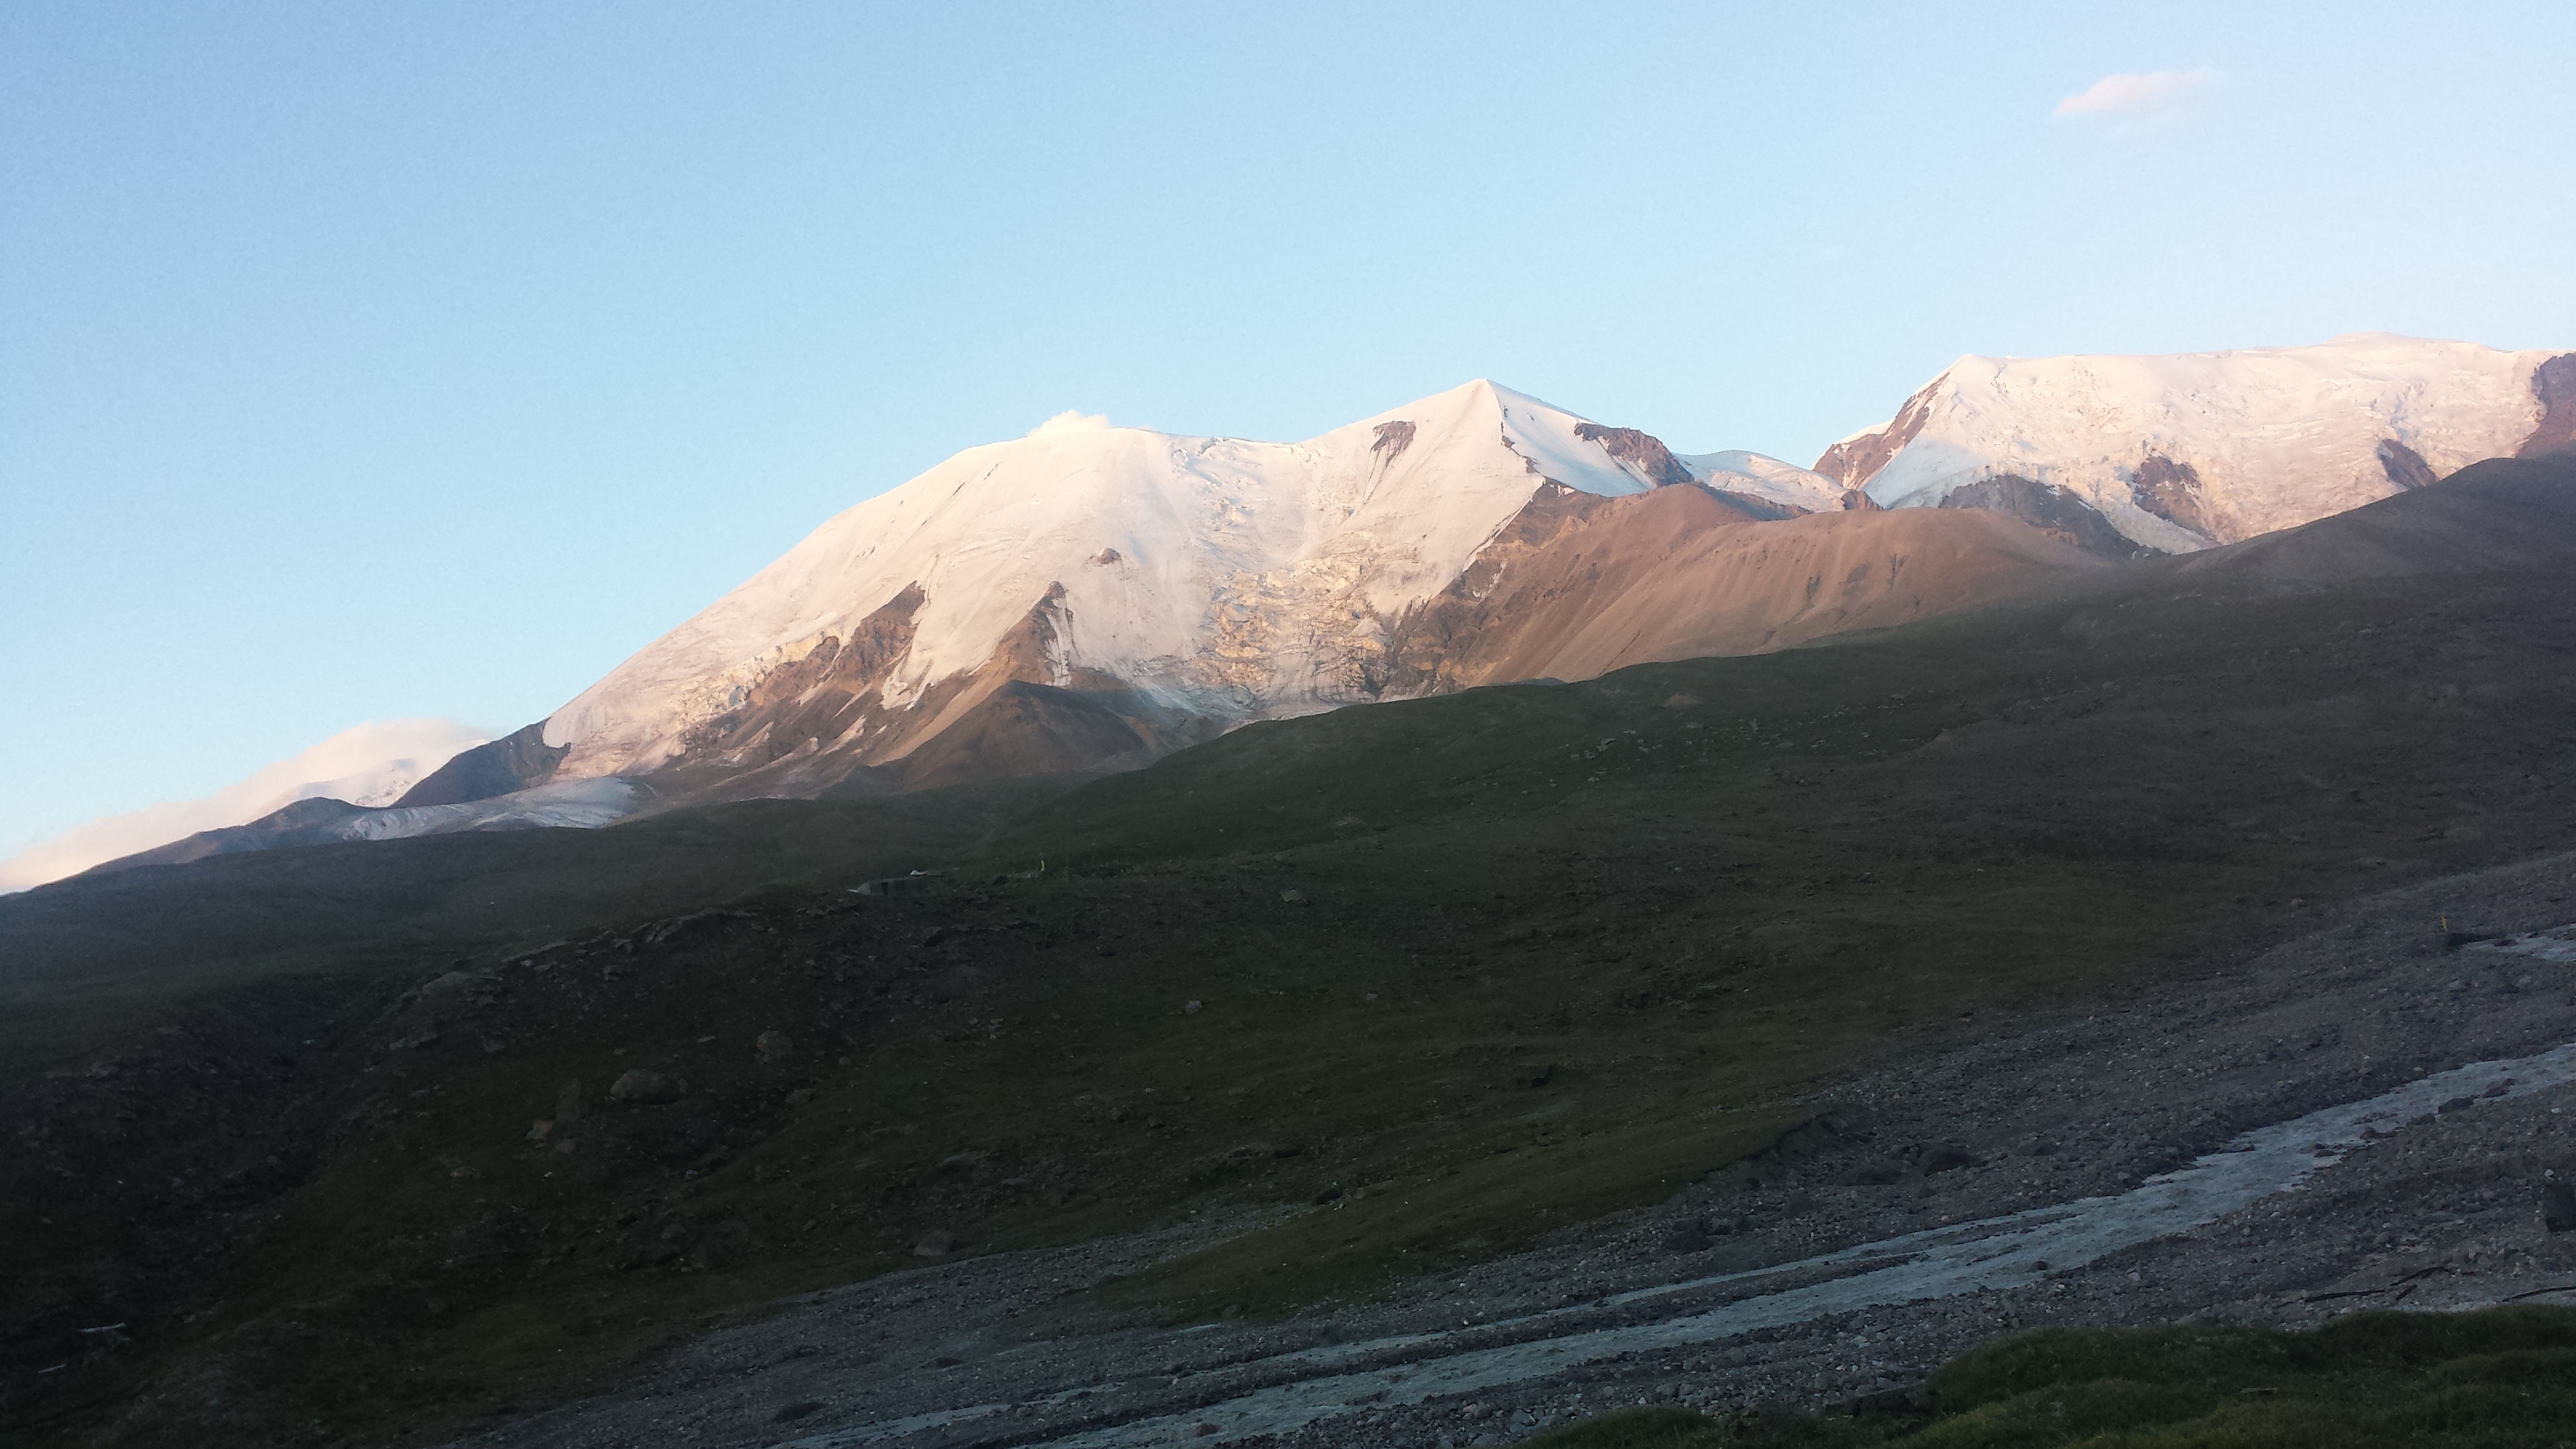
[1383,484,2104,694]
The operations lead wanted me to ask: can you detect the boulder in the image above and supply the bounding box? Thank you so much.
[610,1069,682,1105]
[756,1030,794,1065]
[2542,1176,2576,1233]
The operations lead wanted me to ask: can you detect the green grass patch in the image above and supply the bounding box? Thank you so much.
[1122,1107,1810,1318]
[1516,1308,2576,1448]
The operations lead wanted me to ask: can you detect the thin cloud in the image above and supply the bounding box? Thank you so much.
[0,718,490,892]
[2054,67,2220,125]
[1027,409,1111,439]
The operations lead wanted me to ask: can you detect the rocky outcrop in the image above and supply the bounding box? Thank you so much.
[668,583,926,771]
[394,722,567,808]
[1812,376,1941,487]
[2377,439,2440,490]
[2519,354,2576,458]
[1571,423,1694,487]
[2127,455,2213,539]
[1938,476,2149,559]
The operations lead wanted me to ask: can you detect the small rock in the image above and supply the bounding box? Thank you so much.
[2438,1096,2476,1115]
[555,1080,584,1123]
[1279,890,1307,904]
[609,1070,681,1105]
[1918,1145,1978,1174]
[1663,1217,1714,1254]
[913,1229,956,1257]
[756,1030,794,1065]
[1184,1000,1203,1014]
[770,1402,824,1423]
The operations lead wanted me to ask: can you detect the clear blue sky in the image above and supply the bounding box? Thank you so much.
[4,1,2571,849]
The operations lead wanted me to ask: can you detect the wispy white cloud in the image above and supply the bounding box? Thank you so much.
[0,718,491,892]
[1026,409,1111,439]
[2054,67,2220,125]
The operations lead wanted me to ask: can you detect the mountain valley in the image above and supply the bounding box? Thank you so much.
[8,455,2576,1448]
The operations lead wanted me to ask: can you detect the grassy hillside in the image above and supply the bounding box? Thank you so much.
[6,460,2575,1447]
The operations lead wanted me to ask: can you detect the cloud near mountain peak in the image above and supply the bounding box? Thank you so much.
[1027,410,1111,439]
[2055,67,2219,123]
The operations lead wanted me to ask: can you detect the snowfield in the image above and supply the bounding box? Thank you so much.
[1837,333,2561,550]
[544,381,1709,779]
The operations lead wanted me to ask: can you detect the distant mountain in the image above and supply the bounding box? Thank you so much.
[1814,334,2573,555]
[78,779,638,879]
[83,337,2573,875]
[1,719,490,892]
[389,379,2071,821]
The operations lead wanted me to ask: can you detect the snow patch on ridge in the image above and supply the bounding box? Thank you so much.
[1675,450,1843,512]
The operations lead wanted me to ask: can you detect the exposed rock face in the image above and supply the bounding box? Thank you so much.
[2520,354,2576,458]
[1812,378,1941,487]
[396,723,567,808]
[2377,439,2440,490]
[1370,419,1417,463]
[670,583,926,772]
[2127,455,2212,539]
[1571,423,1695,487]
[1936,476,2147,559]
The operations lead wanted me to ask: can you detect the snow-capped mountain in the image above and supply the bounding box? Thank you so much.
[0,719,489,892]
[75,333,2573,879]
[542,381,1790,779]
[1815,334,2574,554]
[388,380,1869,808]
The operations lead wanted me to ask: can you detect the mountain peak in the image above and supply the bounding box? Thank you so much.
[1816,334,2567,552]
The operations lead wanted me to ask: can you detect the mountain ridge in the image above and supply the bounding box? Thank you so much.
[1815,333,2570,554]
[65,335,2574,880]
